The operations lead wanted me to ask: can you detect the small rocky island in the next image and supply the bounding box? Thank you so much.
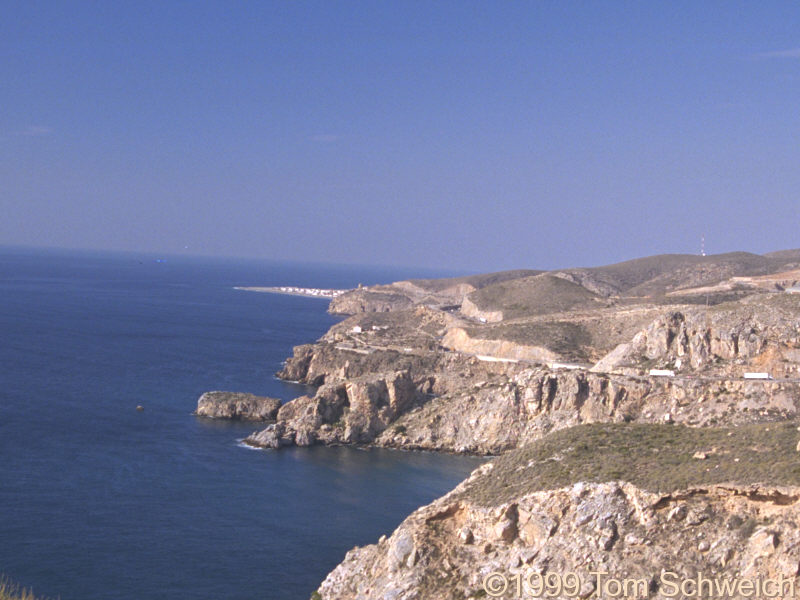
[209,249,800,598]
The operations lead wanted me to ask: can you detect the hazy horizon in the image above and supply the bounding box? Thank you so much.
[3,2,799,272]
[6,241,798,280]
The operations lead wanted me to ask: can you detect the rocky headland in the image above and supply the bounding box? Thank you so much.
[225,250,800,597]
[195,391,281,421]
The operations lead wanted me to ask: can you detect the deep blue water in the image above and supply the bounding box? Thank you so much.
[0,248,481,600]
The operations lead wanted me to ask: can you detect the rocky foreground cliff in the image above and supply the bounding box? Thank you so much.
[316,422,800,599]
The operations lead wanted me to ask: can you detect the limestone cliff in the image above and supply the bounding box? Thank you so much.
[259,339,800,454]
[261,286,800,454]
[592,294,800,377]
[245,371,419,448]
[315,422,800,600]
[441,327,560,363]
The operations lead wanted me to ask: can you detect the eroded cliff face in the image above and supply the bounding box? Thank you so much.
[278,342,455,391]
[319,481,800,600]
[441,327,560,363]
[245,370,419,448]
[459,296,503,323]
[593,297,800,377]
[374,367,799,454]
[259,331,800,454]
[315,422,800,600]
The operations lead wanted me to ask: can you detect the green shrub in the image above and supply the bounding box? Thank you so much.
[458,421,800,506]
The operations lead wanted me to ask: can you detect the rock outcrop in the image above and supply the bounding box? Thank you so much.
[267,340,800,454]
[593,295,800,377]
[195,391,281,421]
[328,288,415,315]
[267,288,800,455]
[245,371,420,449]
[320,480,800,600]
[459,296,503,323]
[315,422,800,599]
[375,367,799,454]
[442,327,560,363]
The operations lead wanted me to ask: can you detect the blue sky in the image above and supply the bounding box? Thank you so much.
[2,1,799,272]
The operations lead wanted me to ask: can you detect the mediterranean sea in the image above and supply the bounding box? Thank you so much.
[0,247,481,600]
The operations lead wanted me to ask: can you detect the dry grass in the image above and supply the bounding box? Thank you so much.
[466,321,592,360]
[468,274,601,319]
[0,577,50,600]
[408,269,541,293]
[459,422,800,506]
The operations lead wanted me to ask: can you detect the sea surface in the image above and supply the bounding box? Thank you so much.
[0,247,482,600]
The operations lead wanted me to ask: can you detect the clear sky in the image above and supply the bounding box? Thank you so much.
[2,1,799,272]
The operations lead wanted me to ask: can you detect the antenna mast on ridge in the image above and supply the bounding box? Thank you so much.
[701,234,706,257]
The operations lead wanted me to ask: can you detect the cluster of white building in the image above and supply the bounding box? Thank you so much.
[351,325,389,334]
[277,286,346,298]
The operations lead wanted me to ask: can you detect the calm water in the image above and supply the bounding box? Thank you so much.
[0,248,481,600]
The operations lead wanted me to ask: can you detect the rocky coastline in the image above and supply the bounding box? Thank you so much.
[207,250,800,598]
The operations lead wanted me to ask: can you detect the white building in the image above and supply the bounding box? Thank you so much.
[743,372,773,380]
[649,369,675,377]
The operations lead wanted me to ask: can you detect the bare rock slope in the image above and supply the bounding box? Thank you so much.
[317,422,800,600]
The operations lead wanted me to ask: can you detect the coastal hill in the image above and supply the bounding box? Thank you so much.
[240,249,800,455]
[330,250,800,316]
[210,248,800,599]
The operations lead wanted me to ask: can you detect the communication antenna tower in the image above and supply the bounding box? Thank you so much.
[701,234,710,310]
